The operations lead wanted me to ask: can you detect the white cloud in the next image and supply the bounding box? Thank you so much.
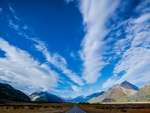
[71,85,82,92]
[112,37,132,56]
[4,5,84,89]
[0,9,4,20]
[103,47,150,88]
[8,5,15,14]
[134,13,150,24]
[0,38,59,94]
[131,30,150,48]
[113,48,150,76]
[8,5,20,20]
[103,0,150,88]
[70,51,75,58]
[79,0,120,83]
[103,76,117,88]
[8,20,19,30]
[0,8,2,13]
[34,40,84,86]
[135,0,150,14]
[23,25,28,30]
[6,5,26,32]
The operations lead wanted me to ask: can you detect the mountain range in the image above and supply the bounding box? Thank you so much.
[29,91,65,102]
[66,91,105,102]
[1,81,150,103]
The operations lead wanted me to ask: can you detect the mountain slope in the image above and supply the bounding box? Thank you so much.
[89,81,138,103]
[120,80,139,91]
[128,83,150,102]
[0,82,31,102]
[29,91,65,102]
[67,91,105,102]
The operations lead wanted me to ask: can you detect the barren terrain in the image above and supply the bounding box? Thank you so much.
[1,102,150,113]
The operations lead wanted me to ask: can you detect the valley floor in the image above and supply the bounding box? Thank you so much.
[79,102,150,113]
[1,102,150,113]
[0,102,74,113]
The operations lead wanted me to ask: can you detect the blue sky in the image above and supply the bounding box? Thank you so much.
[0,0,150,98]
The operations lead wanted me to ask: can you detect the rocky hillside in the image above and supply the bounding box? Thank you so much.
[128,83,150,102]
[0,82,31,102]
[29,91,65,102]
[89,81,138,103]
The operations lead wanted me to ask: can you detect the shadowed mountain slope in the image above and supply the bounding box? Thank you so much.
[120,80,139,91]
[0,82,31,102]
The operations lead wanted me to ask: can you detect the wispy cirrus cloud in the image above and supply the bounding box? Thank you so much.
[0,38,59,94]
[71,85,82,92]
[70,51,75,58]
[64,0,74,4]
[103,0,150,88]
[0,8,3,13]
[79,0,120,83]
[8,5,84,87]
[1,4,83,93]
[8,4,15,14]
[134,13,150,24]
[8,20,19,30]
[34,40,84,86]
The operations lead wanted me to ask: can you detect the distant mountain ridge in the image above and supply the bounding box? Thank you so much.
[0,82,31,102]
[29,91,105,103]
[67,91,105,102]
[29,91,65,102]
[89,81,138,103]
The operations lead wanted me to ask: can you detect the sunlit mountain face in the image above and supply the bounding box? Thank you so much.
[0,0,150,98]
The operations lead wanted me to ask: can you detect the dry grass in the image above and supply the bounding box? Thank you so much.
[78,102,150,113]
[1,102,150,113]
[0,102,74,113]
